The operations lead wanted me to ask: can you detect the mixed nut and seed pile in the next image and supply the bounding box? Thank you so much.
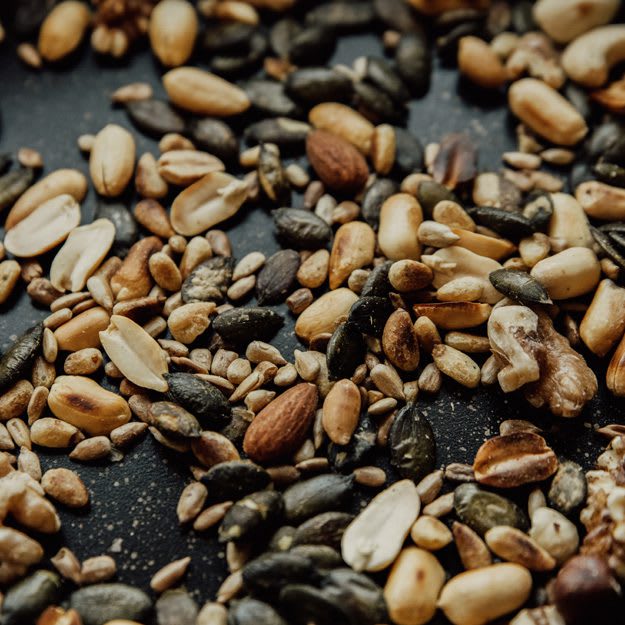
[4,0,625,623]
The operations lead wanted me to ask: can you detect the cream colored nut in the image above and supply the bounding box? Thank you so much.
[488,305,540,392]
[180,236,213,278]
[17,42,42,69]
[227,358,252,385]
[4,194,81,258]
[433,200,476,231]
[418,362,443,394]
[167,302,215,344]
[432,344,480,388]
[371,123,396,174]
[90,124,136,197]
[149,0,198,67]
[426,246,502,304]
[529,507,579,565]
[30,417,81,447]
[42,467,89,508]
[548,192,593,251]
[233,252,265,280]
[111,82,153,103]
[157,149,224,186]
[81,555,117,584]
[436,276,485,303]
[322,379,361,445]
[54,307,111,351]
[410,515,452,551]
[163,66,250,116]
[580,279,625,356]
[245,341,285,366]
[458,36,508,89]
[50,219,116,292]
[418,221,460,247]
[160,133,195,153]
[6,418,30,449]
[177,482,208,523]
[562,24,625,87]
[38,0,91,61]
[214,0,259,24]
[197,602,228,625]
[485,526,556,571]
[149,252,182,292]
[437,563,533,625]
[308,102,374,154]
[64,348,104,376]
[297,249,329,289]
[378,193,423,261]
[384,547,445,625]
[18,447,42,481]
[444,332,490,353]
[171,172,249,236]
[530,247,600,300]
[150,556,191,593]
[534,0,619,44]
[294,288,358,342]
[519,232,550,267]
[370,363,405,400]
[48,376,131,435]
[135,152,169,199]
[414,302,492,330]
[0,260,21,304]
[576,180,625,220]
[508,79,588,146]
[342,480,420,572]
[451,228,516,261]
[100,315,169,391]
[329,221,375,289]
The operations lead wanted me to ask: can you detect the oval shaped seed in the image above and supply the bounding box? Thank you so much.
[89,124,136,197]
[389,404,435,482]
[149,0,198,67]
[0,526,43,566]
[163,66,251,116]
[322,379,361,445]
[410,515,452,551]
[530,247,600,300]
[328,222,375,289]
[171,172,249,236]
[42,467,89,507]
[458,35,507,89]
[6,168,87,230]
[485,526,555,571]
[342,480,420,572]
[382,309,420,372]
[50,219,116,292]
[529,507,579,565]
[309,102,374,154]
[437,563,533,625]
[38,0,91,61]
[30,417,81,447]
[100,315,169,392]
[4,194,81,258]
[378,193,423,260]
[48,375,131,435]
[384,547,445,625]
[54,307,110,352]
[432,343,480,388]
[294,288,358,342]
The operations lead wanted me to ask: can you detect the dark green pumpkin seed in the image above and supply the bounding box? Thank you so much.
[522,191,553,231]
[188,118,238,163]
[361,179,399,230]
[256,249,300,305]
[489,269,552,305]
[258,143,291,205]
[229,598,288,625]
[361,261,393,297]
[511,0,536,33]
[202,22,256,53]
[201,460,271,501]
[594,162,625,188]
[361,57,410,104]
[149,401,202,439]
[374,0,424,33]
[610,231,625,254]
[437,21,481,57]
[69,583,152,625]
[416,179,457,216]
[591,226,625,271]
[244,118,311,148]
[291,511,353,550]
[389,404,435,483]
[306,2,375,30]
[285,68,353,105]
[280,585,349,625]
[328,414,376,472]
[548,460,587,515]
[212,307,284,345]
[165,373,230,425]
[156,589,198,625]
[0,153,12,175]
[283,474,354,523]
[181,257,235,304]
[326,322,365,379]
[0,570,61,625]
[273,207,332,249]
[94,202,138,258]
[242,552,320,597]
[219,490,284,543]
[347,296,393,336]
[268,525,297,552]
[246,80,303,119]
[352,81,403,124]
[395,32,431,96]
[290,545,343,570]
[126,100,186,137]
[0,323,43,393]
[454,483,529,536]
[0,167,34,211]
[270,18,302,59]
[288,27,336,65]
[211,33,267,77]
[470,206,534,239]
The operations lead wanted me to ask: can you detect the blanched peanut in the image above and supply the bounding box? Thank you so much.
[580,279,625,356]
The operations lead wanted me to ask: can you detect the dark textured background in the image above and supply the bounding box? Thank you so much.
[0,9,622,621]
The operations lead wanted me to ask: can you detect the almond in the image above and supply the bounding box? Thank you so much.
[38,1,91,62]
[89,124,136,197]
[243,383,318,463]
[306,130,369,194]
[328,221,375,289]
[149,0,198,68]
[163,67,251,116]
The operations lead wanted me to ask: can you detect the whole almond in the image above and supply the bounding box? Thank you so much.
[4,194,81,258]
[243,383,318,463]
[306,130,369,194]
[473,432,558,488]
[163,67,251,116]
[149,0,198,68]
[382,309,420,372]
[309,102,374,154]
[38,1,91,62]
[6,169,87,230]
[89,124,136,197]
[322,379,361,445]
[328,221,375,289]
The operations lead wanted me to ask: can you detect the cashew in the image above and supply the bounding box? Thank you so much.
[548,193,593,251]
[562,25,625,88]
[508,79,588,146]
[487,305,540,393]
[576,180,625,220]
[533,0,619,44]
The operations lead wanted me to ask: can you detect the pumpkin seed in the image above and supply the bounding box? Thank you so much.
[306,2,375,30]
[213,307,284,345]
[188,118,239,163]
[201,460,271,501]
[326,322,366,379]
[149,401,201,439]
[547,460,586,514]
[273,207,333,249]
[155,588,198,625]
[0,570,61,625]
[471,206,535,239]
[395,32,431,96]
[0,167,34,211]
[244,117,311,148]
[328,413,376,472]
[246,79,302,118]
[230,598,288,625]
[69,583,152,625]
[286,67,353,104]
[288,26,336,65]
[280,584,348,625]
[347,296,393,336]
[182,257,235,304]
[94,202,138,258]
[242,552,319,598]
[0,323,43,392]
[165,372,230,425]
[219,489,284,542]
[489,269,552,305]
[283,473,354,523]
[126,99,186,137]
[256,249,300,305]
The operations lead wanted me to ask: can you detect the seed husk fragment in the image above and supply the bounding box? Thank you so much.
[165,372,230,425]
[0,323,43,393]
